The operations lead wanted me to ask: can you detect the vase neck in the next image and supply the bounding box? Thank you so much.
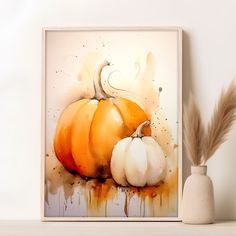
[191,165,207,175]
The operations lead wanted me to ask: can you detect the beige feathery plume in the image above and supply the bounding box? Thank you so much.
[203,81,236,163]
[184,94,205,166]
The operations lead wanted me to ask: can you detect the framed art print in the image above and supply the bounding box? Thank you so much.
[42,27,182,221]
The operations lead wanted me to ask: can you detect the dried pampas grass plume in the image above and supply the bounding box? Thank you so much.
[184,94,205,166]
[203,81,236,163]
[184,80,236,166]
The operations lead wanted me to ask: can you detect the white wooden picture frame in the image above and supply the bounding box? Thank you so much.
[42,27,182,221]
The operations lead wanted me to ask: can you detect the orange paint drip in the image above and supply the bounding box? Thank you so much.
[46,159,178,217]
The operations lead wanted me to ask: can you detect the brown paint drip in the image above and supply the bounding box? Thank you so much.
[124,194,128,217]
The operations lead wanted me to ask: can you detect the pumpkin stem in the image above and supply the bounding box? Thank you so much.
[131,120,150,138]
[93,60,111,100]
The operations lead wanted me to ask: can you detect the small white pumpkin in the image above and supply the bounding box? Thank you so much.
[111,121,167,187]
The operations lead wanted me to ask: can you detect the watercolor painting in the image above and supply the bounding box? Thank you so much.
[43,28,182,220]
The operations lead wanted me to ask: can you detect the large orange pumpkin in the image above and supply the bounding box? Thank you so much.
[54,61,150,178]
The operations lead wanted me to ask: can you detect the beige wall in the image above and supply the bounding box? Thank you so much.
[0,0,236,220]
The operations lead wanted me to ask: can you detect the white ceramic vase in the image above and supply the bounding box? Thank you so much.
[182,165,215,224]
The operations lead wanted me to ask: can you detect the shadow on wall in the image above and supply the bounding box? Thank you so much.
[182,30,192,183]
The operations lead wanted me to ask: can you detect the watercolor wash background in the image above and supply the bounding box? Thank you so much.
[45,30,179,217]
